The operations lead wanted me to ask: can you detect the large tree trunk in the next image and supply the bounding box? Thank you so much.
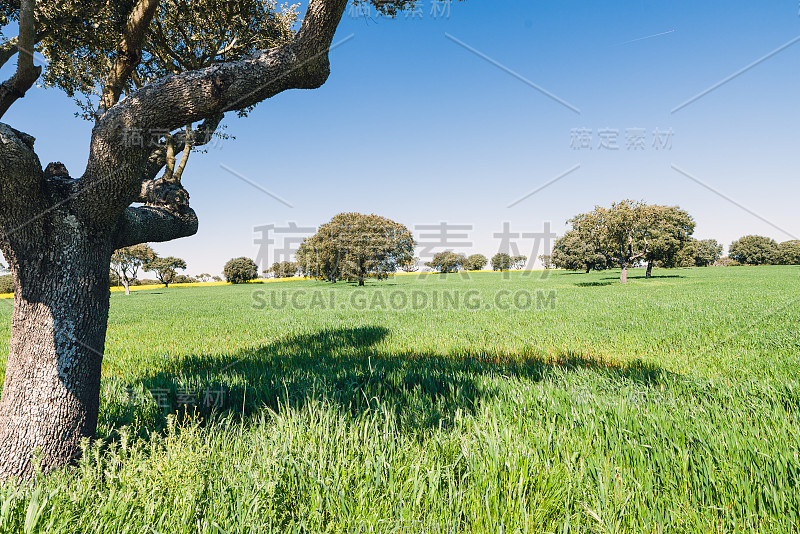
[646,262,653,278]
[122,278,130,295]
[0,230,114,481]
[620,261,628,284]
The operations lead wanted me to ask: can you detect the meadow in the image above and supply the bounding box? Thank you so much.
[0,266,798,533]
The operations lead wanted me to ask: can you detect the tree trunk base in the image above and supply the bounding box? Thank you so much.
[0,231,112,481]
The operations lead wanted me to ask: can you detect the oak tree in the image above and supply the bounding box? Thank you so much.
[693,239,723,267]
[110,243,156,294]
[490,252,512,271]
[426,251,464,274]
[224,256,258,284]
[551,229,607,272]
[0,0,417,480]
[729,235,779,265]
[570,200,650,284]
[641,205,695,277]
[463,253,487,271]
[144,255,186,287]
[398,256,420,272]
[777,240,800,265]
[297,213,414,286]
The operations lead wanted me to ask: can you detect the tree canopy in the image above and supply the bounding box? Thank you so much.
[297,213,415,286]
[224,257,259,284]
[693,239,724,267]
[490,253,512,271]
[777,240,800,265]
[569,200,696,283]
[145,256,187,287]
[463,254,488,271]
[551,230,607,272]
[110,243,156,294]
[426,251,465,274]
[268,261,300,278]
[729,235,779,265]
[641,205,695,276]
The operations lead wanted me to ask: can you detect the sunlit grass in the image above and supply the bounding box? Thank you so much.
[0,266,798,532]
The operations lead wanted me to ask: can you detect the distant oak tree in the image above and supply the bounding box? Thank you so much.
[641,205,695,277]
[490,253,513,271]
[297,213,415,286]
[551,230,607,272]
[426,251,465,274]
[463,254,488,271]
[777,240,800,265]
[145,256,187,287]
[693,239,724,267]
[224,257,259,284]
[729,235,779,265]
[570,200,651,284]
[110,243,156,294]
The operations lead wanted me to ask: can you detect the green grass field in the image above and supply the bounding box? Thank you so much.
[0,266,798,533]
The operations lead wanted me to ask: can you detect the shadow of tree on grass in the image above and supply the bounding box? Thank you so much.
[105,326,677,436]
[601,274,684,280]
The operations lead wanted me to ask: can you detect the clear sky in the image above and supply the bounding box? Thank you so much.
[3,0,799,276]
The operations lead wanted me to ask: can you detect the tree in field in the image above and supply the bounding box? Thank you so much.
[777,240,800,265]
[426,251,465,274]
[551,230,607,272]
[196,273,213,283]
[0,0,418,479]
[224,257,259,284]
[641,205,695,277]
[538,255,555,269]
[297,213,414,286]
[570,200,651,284]
[511,255,527,270]
[728,235,779,265]
[110,244,156,295]
[145,256,186,287]
[268,261,299,278]
[693,239,723,267]
[463,254,488,271]
[491,253,513,271]
[398,256,420,273]
[673,238,698,268]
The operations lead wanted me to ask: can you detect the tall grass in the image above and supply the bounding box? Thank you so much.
[0,266,797,532]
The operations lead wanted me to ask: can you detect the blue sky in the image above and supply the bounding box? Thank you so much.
[3,0,799,276]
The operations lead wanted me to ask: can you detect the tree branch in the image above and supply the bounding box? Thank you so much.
[139,114,222,189]
[97,0,161,118]
[0,38,18,70]
[0,123,44,241]
[172,125,192,183]
[0,0,42,119]
[113,205,198,249]
[80,0,348,224]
